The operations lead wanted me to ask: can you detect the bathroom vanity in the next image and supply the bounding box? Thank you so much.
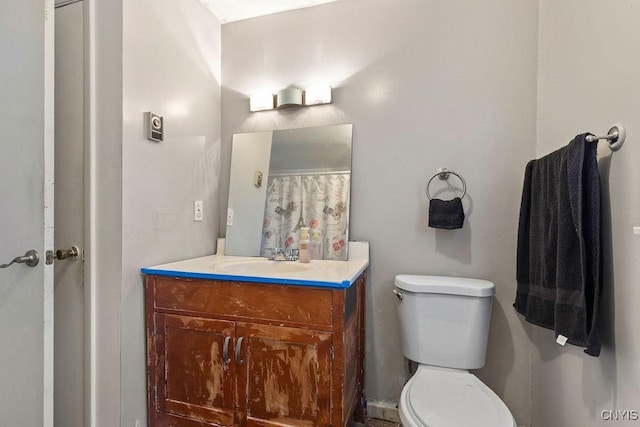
[142,248,368,427]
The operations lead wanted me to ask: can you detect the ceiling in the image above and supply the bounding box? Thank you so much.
[199,0,339,24]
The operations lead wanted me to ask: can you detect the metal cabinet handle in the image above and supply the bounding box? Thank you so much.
[223,336,231,364]
[0,250,39,268]
[393,289,404,301]
[235,336,244,365]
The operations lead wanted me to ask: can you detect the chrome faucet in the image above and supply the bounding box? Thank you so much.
[266,247,299,261]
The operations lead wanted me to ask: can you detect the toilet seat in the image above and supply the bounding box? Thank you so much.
[399,365,515,427]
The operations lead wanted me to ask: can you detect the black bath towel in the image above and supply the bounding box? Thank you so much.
[515,134,602,356]
[429,197,465,229]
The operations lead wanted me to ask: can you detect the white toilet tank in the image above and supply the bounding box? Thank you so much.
[395,275,495,370]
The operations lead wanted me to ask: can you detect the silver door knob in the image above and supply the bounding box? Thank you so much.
[0,250,40,268]
[46,245,80,264]
[56,245,79,260]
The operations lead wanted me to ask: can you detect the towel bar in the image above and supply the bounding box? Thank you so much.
[426,168,466,200]
[585,122,626,151]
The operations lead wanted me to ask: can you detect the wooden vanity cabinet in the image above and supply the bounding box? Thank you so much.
[145,271,366,427]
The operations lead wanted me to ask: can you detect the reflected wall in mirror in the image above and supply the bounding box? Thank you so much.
[225,124,353,261]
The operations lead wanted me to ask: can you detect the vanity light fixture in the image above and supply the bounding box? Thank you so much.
[249,92,275,112]
[249,85,332,112]
[276,88,303,108]
[304,84,332,105]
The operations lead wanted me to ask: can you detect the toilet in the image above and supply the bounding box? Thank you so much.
[394,275,516,427]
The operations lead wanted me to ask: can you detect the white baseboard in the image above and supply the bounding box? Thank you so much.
[366,400,400,423]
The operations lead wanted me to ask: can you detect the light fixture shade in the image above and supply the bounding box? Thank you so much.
[250,92,274,112]
[304,85,332,105]
[276,88,303,108]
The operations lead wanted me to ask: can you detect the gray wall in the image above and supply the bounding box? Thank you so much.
[220,0,539,424]
[533,1,640,426]
[92,0,123,424]
[120,0,221,425]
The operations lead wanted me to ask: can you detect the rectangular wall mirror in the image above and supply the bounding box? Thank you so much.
[225,124,353,261]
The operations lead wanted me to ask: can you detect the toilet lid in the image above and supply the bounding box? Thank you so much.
[407,366,514,427]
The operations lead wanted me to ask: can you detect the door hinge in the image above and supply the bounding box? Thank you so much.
[153,322,157,337]
[330,346,334,360]
[154,385,158,403]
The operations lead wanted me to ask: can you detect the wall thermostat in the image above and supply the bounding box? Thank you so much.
[145,112,164,142]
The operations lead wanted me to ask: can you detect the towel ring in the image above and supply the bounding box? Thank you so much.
[426,168,467,200]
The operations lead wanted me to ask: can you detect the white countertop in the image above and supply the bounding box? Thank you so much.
[141,241,369,289]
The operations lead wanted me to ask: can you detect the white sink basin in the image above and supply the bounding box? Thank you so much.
[213,260,316,276]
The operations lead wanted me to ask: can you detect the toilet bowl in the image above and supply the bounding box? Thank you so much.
[398,365,515,427]
[394,275,516,427]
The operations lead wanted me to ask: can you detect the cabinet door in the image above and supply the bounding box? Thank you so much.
[155,314,236,426]
[236,323,332,426]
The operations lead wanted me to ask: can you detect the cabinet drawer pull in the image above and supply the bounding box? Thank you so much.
[235,337,244,365]
[223,336,231,364]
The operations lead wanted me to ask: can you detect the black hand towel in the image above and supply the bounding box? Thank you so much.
[429,197,465,229]
[515,134,602,356]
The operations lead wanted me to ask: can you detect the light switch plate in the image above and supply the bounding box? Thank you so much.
[194,200,203,222]
[227,208,234,226]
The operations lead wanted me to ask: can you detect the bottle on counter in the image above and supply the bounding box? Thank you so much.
[299,227,311,263]
[310,229,322,260]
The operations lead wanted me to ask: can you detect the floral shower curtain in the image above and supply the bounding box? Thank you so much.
[260,173,350,260]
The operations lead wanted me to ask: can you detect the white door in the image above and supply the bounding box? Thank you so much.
[0,0,55,426]
[55,2,85,426]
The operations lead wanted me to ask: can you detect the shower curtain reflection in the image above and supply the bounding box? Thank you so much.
[261,173,350,260]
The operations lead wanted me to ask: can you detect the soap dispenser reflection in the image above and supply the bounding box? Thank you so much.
[299,227,311,263]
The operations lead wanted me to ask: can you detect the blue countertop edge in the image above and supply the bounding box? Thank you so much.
[140,267,362,289]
